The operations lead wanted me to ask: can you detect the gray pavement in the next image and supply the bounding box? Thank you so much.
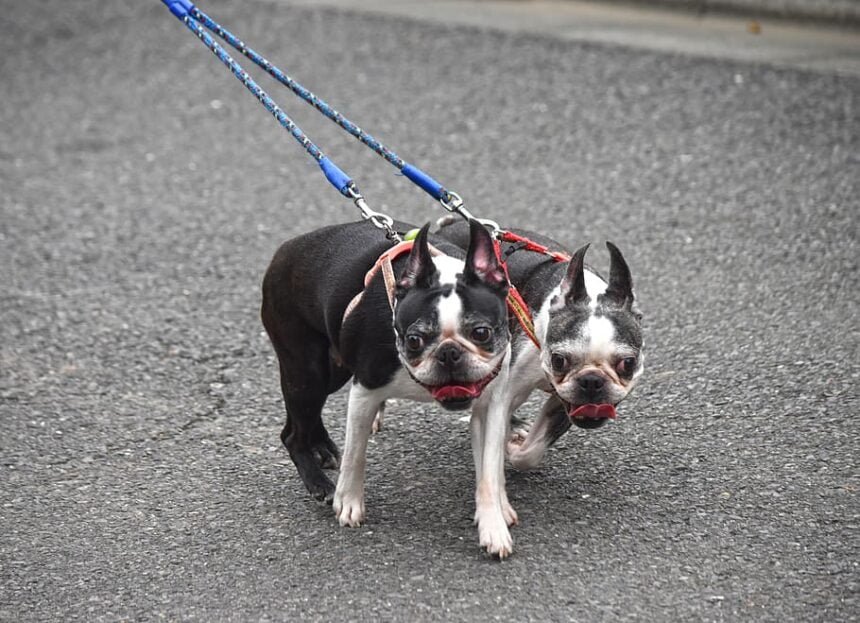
[285,0,860,76]
[1,0,858,621]
[609,0,860,27]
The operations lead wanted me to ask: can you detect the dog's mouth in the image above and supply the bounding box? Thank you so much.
[564,402,617,429]
[414,360,504,411]
[569,403,617,420]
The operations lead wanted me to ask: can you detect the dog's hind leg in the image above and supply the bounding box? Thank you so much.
[269,327,341,503]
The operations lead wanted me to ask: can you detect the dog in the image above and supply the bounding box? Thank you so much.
[436,220,644,470]
[261,220,518,557]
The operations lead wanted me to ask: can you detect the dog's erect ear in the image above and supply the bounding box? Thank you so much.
[463,220,508,292]
[603,241,635,310]
[557,243,590,307]
[397,223,436,293]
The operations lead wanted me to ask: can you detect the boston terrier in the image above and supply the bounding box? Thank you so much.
[436,220,644,470]
[261,220,518,557]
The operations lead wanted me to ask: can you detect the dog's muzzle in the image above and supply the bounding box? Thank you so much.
[565,402,617,429]
[412,358,504,411]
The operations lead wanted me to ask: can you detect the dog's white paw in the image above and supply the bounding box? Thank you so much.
[508,442,542,471]
[474,498,518,527]
[332,493,365,527]
[510,425,529,445]
[371,405,384,434]
[476,509,514,559]
[501,497,519,527]
[506,432,526,456]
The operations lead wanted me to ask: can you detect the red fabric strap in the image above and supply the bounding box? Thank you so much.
[498,230,571,263]
[342,241,442,325]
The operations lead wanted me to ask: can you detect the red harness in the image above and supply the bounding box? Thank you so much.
[343,232,571,351]
[495,231,570,349]
[497,230,572,264]
[342,240,442,324]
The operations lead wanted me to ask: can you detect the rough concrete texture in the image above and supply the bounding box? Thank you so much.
[596,0,860,26]
[1,0,858,621]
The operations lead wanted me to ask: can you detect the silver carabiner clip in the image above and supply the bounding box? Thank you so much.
[477,217,502,237]
[439,190,500,236]
[346,184,400,241]
[439,190,465,215]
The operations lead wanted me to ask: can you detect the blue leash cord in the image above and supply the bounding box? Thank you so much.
[161,0,401,239]
[162,0,494,229]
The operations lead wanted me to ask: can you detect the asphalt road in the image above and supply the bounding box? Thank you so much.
[1,0,857,621]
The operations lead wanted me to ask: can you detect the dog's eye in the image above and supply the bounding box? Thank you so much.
[405,334,425,351]
[470,327,492,343]
[550,353,569,374]
[616,357,637,377]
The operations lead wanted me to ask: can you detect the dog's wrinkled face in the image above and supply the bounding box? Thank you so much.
[394,221,510,411]
[542,242,644,429]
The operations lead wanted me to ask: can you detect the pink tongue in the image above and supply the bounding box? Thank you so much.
[432,384,481,401]
[569,403,617,420]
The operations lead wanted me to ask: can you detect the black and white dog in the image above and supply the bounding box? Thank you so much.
[261,220,518,557]
[437,221,644,470]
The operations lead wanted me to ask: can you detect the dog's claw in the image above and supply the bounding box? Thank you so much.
[333,492,365,527]
[476,507,514,559]
[479,524,514,559]
[502,501,519,527]
[371,402,385,434]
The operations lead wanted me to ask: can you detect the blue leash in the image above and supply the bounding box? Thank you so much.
[162,0,400,239]
[161,0,496,232]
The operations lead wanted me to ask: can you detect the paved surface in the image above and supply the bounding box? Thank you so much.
[1,0,858,621]
[612,0,860,27]
[286,0,860,76]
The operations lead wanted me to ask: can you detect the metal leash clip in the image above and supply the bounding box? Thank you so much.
[440,191,501,237]
[347,185,401,242]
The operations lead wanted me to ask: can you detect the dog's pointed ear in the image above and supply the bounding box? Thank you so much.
[397,223,436,293]
[556,243,590,307]
[603,241,635,310]
[463,220,508,292]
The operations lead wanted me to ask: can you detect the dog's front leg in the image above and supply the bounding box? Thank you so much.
[472,398,518,529]
[333,382,380,527]
[508,393,571,470]
[473,371,515,558]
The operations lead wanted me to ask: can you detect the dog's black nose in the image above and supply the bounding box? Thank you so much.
[578,373,605,393]
[436,343,463,366]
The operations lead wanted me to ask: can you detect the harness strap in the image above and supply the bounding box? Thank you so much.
[491,239,541,350]
[341,234,563,352]
[495,233,571,349]
[498,231,571,263]
[506,287,540,349]
[342,241,443,325]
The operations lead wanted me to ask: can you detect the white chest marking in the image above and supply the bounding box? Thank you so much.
[376,368,434,402]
